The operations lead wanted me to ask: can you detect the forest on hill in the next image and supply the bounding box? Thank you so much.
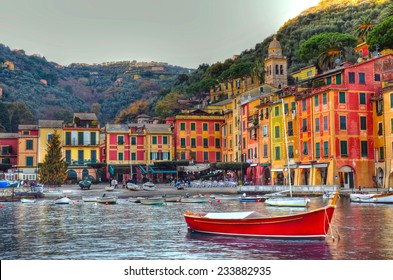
[1,0,392,132]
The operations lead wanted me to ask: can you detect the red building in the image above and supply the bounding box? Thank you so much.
[0,133,18,180]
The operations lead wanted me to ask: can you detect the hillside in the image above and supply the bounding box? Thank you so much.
[0,44,190,129]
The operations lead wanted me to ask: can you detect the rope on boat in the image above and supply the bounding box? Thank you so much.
[324,207,340,242]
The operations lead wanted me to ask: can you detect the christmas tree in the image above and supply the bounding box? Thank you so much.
[38,130,68,187]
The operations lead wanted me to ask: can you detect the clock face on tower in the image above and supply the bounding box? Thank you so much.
[276,50,280,55]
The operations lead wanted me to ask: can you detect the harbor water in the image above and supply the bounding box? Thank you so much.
[1,196,393,260]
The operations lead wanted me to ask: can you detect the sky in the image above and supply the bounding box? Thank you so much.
[0,0,320,68]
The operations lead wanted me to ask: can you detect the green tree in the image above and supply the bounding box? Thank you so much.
[53,109,73,123]
[382,0,393,19]
[251,60,265,84]
[154,92,185,119]
[0,102,11,132]
[367,17,393,52]
[355,15,375,42]
[7,101,35,132]
[38,131,68,187]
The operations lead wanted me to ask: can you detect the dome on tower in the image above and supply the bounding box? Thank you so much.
[269,36,282,49]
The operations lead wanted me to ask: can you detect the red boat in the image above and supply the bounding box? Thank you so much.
[184,191,339,239]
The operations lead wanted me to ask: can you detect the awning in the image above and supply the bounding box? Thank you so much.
[260,163,271,167]
[271,168,283,172]
[149,166,176,174]
[138,165,147,174]
[314,163,328,168]
[299,165,312,169]
[250,163,258,167]
[183,163,210,172]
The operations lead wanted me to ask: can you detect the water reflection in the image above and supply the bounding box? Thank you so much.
[0,197,393,260]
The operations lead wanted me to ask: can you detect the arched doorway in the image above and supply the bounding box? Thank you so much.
[67,170,77,182]
[339,166,355,189]
[263,168,271,185]
[82,169,89,180]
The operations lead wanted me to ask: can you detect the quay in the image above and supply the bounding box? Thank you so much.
[0,182,389,201]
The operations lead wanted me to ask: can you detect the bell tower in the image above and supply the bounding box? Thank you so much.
[264,35,288,89]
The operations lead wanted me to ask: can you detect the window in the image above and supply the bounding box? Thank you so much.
[204,152,209,161]
[118,152,123,161]
[391,119,393,134]
[316,142,320,158]
[131,153,136,161]
[26,140,33,150]
[191,123,196,131]
[339,116,346,130]
[375,74,381,81]
[302,99,306,112]
[203,138,208,148]
[180,123,185,131]
[78,150,84,163]
[254,147,257,158]
[23,131,29,135]
[314,95,319,106]
[215,123,220,131]
[323,141,329,157]
[215,138,220,148]
[339,92,346,104]
[323,116,328,130]
[163,136,168,145]
[190,138,196,147]
[303,142,308,155]
[118,135,124,145]
[203,123,208,131]
[263,144,268,158]
[378,122,383,136]
[390,93,393,109]
[47,133,54,143]
[216,152,221,162]
[275,126,280,138]
[152,136,157,144]
[163,152,170,161]
[288,145,294,158]
[340,141,348,156]
[359,93,366,105]
[26,156,33,166]
[78,132,84,145]
[323,93,327,105]
[315,118,320,132]
[275,146,280,160]
[65,132,71,145]
[359,73,365,84]
[91,132,97,145]
[1,146,8,155]
[360,116,367,131]
[380,147,384,161]
[91,150,97,162]
[361,141,368,157]
[302,119,307,132]
[284,103,288,115]
[180,138,186,148]
[180,152,186,160]
[326,76,332,85]
[349,72,355,84]
[65,150,71,163]
[288,121,293,136]
[150,152,157,160]
[336,74,342,84]
[275,106,279,116]
[262,125,268,137]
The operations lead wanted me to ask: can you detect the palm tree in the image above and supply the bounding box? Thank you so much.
[355,15,375,42]
[383,0,393,20]
[317,35,343,71]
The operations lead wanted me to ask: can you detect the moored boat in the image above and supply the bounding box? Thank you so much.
[350,193,375,202]
[264,196,311,207]
[163,195,181,202]
[105,185,115,191]
[140,197,165,205]
[54,196,72,204]
[351,192,393,204]
[239,194,265,202]
[181,194,210,203]
[21,198,36,203]
[96,195,117,204]
[82,196,98,202]
[126,183,141,191]
[184,191,339,239]
[142,182,156,191]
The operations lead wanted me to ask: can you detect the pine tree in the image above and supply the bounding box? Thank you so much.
[38,130,68,187]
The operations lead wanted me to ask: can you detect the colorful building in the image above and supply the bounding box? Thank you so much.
[17,125,39,182]
[0,133,18,180]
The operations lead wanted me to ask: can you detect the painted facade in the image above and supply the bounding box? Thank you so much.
[0,133,18,180]
[17,125,39,181]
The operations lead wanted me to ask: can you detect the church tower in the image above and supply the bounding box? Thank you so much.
[264,36,288,89]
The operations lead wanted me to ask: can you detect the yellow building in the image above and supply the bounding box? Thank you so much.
[291,65,317,83]
[63,113,101,181]
[17,125,39,181]
[382,82,393,188]
[38,120,64,164]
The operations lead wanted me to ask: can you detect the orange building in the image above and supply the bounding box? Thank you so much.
[17,125,39,182]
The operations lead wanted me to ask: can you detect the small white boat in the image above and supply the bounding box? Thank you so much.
[164,195,181,202]
[21,198,36,203]
[351,192,393,204]
[105,185,115,191]
[181,194,210,203]
[96,196,117,204]
[82,196,98,202]
[142,182,156,191]
[140,197,165,205]
[54,196,72,204]
[264,197,310,207]
[350,193,375,202]
[263,190,290,198]
[126,183,141,191]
